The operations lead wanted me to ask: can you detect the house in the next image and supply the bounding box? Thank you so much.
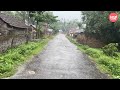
[43,23,48,35]
[68,28,75,37]
[47,29,53,36]
[42,23,53,35]
[74,29,84,36]
[0,13,32,53]
[29,25,37,39]
[68,28,84,37]
[0,13,29,36]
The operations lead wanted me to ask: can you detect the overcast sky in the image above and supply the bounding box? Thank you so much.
[52,11,82,22]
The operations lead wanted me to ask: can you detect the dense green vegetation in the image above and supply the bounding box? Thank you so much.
[0,36,53,78]
[81,11,120,48]
[67,36,120,79]
[102,43,118,57]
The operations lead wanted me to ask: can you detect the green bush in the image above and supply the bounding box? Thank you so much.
[10,53,23,61]
[85,48,102,58]
[0,63,13,73]
[17,42,38,56]
[67,35,120,78]
[0,37,51,78]
[102,43,118,57]
[98,56,120,76]
[81,45,89,50]
[98,57,111,66]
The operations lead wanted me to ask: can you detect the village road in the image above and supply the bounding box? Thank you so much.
[10,34,108,79]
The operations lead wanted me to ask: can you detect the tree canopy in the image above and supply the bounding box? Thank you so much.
[81,11,120,44]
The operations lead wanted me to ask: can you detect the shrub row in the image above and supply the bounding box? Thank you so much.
[67,36,120,79]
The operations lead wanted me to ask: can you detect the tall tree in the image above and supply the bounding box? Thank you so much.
[81,11,120,47]
[28,11,56,38]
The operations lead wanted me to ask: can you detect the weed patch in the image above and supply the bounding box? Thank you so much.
[67,36,120,79]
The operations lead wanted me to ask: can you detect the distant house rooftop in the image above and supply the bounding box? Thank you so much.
[0,13,28,29]
[69,28,84,33]
[75,29,84,33]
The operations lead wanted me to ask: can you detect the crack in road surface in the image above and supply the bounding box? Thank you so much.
[10,34,108,79]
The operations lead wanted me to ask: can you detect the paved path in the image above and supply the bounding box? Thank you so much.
[10,34,108,79]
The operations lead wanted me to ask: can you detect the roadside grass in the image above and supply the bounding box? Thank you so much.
[0,36,53,78]
[67,36,120,79]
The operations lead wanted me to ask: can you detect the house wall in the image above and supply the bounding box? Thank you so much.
[31,28,36,39]
[13,28,27,35]
[0,19,27,53]
[28,26,36,40]
[0,19,9,35]
[0,18,5,26]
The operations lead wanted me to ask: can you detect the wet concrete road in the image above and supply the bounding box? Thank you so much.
[10,34,108,79]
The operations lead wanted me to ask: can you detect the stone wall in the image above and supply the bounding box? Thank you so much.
[0,21,28,53]
[0,35,27,53]
[11,35,27,46]
[0,19,35,53]
[0,37,12,52]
